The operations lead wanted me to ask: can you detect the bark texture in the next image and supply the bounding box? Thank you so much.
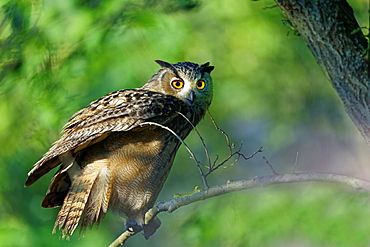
[275,0,369,144]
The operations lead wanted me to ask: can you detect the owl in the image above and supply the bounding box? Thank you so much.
[25,60,214,238]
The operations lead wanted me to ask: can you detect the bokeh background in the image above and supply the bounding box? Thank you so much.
[0,0,369,246]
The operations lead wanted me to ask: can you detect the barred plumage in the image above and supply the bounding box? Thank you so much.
[25,60,214,238]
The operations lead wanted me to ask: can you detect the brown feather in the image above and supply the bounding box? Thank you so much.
[25,90,180,187]
[41,170,70,208]
[80,163,112,229]
[25,157,60,187]
[53,158,110,237]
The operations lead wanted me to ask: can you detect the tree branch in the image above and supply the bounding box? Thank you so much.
[109,172,370,246]
[274,0,370,145]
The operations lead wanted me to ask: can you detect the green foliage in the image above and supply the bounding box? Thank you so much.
[281,18,301,36]
[0,0,369,246]
[350,26,370,58]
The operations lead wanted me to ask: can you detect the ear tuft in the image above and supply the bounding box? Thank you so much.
[201,62,214,74]
[155,60,173,68]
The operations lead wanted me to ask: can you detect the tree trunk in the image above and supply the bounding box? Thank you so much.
[274,0,370,145]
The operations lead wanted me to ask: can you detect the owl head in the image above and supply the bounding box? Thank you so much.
[142,60,214,108]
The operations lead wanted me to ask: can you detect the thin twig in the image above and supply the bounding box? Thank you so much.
[208,110,233,153]
[176,111,210,187]
[139,122,194,159]
[140,121,209,188]
[206,144,243,172]
[263,4,279,9]
[292,152,299,173]
[204,145,263,174]
[240,146,263,160]
[188,110,263,183]
[176,111,212,173]
[263,156,279,175]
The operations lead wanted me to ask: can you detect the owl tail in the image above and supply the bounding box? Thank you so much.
[53,159,111,238]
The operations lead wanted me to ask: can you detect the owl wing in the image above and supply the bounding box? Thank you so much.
[25,89,182,187]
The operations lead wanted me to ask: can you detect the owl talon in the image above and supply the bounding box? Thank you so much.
[125,216,161,239]
[143,216,161,239]
[125,222,143,233]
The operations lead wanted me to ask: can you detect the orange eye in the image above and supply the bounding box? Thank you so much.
[196,79,206,90]
[171,79,184,89]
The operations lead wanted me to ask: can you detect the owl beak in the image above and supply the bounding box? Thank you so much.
[187,91,194,105]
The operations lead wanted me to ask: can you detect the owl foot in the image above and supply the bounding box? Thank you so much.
[125,216,161,239]
[143,216,161,239]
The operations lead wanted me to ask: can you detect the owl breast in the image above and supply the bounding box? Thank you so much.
[107,129,178,221]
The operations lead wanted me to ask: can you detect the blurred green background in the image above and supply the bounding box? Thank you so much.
[1,0,369,246]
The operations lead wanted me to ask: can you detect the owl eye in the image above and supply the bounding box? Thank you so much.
[196,79,206,90]
[171,79,184,90]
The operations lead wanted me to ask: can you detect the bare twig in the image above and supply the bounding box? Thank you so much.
[177,112,213,171]
[176,111,263,188]
[262,156,279,175]
[140,121,209,188]
[139,122,194,160]
[176,112,211,187]
[109,172,370,246]
[208,110,233,152]
[195,110,263,184]
[206,144,262,172]
[292,152,299,173]
[141,122,209,188]
[240,146,263,160]
[263,4,279,10]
